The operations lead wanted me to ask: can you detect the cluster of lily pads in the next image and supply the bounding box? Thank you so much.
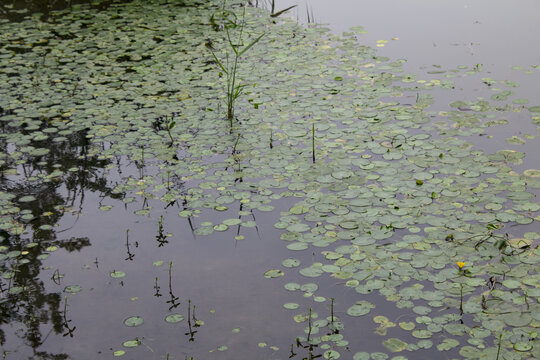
[1,0,539,358]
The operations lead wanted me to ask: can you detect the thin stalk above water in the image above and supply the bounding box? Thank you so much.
[312,123,315,163]
[210,6,264,125]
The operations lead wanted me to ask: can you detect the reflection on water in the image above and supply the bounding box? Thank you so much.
[0,116,119,358]
[273,0,540,72]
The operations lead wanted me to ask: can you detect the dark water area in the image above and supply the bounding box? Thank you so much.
[0,0,134,21]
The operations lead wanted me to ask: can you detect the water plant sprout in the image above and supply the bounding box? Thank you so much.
[164,114,176,145]
[209,5,264,125]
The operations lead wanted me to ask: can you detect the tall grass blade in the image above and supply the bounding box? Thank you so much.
[238,32,265,56]
[210,50,228,74]
[226,28,239,55]
[270,5,297,18]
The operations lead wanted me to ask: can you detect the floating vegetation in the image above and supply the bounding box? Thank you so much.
[165,313,185,323]
[124,316,144,327]
[0,0,539,358]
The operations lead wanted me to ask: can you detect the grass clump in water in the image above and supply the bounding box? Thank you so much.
[209,4,264,125]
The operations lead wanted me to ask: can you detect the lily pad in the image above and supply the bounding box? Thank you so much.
[64,285,82,294]
[165,314,185,323]
[122,339,140,348]
[110,271,126,278]
[346,301,375,317]
[324,350,340,359]
[264,269,284,278]
[524,169,540,177]
[411,330,432,339]
[399,322,415,331]
[507,238,533,249]
[282,258,301,268]
[382,338,407,352]
[284,303,299,310]
[437,339,460,351]
[124,316,144,327]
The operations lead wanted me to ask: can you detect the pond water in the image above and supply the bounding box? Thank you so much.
[1,0,539,359]
[273,0,540,147]
[273,0,540,71]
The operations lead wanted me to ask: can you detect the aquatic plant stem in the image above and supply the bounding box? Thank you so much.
[168,262,173,292]
[186,299,197,341]
[187,299,191,323]
[495,333,502,360]
[330,297,335,325]
[166,124,175,144]
[312,123,315,163]
[307,308,312,342]
[210,6,264,124]
[459,283,463,315]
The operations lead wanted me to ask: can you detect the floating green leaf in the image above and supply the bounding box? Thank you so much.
[110,271,126,279]
[264,269,284,278]
[346,301,375,317]
[64,285,82,294]
[382,338,407,352]
[122,339,140,348]
[282,258,301,268]
[124,316,144,327]
[283,303,299,310]
[165,314,185,323]
[437,339,460,351]
[324,350,340,359]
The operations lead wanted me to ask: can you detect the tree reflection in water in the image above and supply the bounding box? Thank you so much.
[0,116,121,358]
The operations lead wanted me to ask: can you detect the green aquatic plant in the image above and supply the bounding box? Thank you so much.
[165,115,176,145]
[307,307,312,342]
[250,0,296,18]
[1,0,539,358]
[154,277,162,297]
[330,298,335,326]
[268,0,297,18]
[495,333,503,360]
[311,123,315,163]
[209,6,264,125]
[166,170,172,191]
[156,215,168,247]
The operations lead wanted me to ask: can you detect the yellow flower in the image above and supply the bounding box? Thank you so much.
[457,262,466,269]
